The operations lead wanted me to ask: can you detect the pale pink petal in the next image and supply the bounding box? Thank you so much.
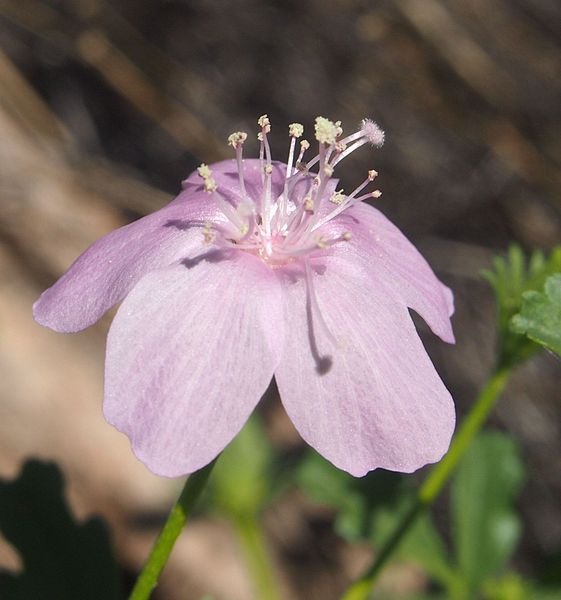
[33,190,221,333]
[104,252,283,477]
[275,257,455,477]
[336,203,454,343]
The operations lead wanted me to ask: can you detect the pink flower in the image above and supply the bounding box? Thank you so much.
[34,116,455,478]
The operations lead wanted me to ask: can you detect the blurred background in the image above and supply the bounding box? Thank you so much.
[1,1,560,598]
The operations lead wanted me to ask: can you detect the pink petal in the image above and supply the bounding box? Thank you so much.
[104,252,283,477]
[338,203,455,343]
[275,256,455,477]
[33,190,220,333]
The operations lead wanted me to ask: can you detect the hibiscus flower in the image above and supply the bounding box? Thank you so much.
[34,116,455,478]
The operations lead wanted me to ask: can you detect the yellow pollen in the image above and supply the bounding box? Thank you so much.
[314,116,340,145]
[304,197,314,211]
[300,139,310,150]
[371,190,382,198]
[330,190,346,205]
[197,163,212,179]
[368,169,378,180]
[289,123,304,137]
[227,131,248,148]
[258,114,271,132]
[203,178,217,193]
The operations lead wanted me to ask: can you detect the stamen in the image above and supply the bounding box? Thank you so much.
[258,114,271,133]
[346,170,378,201]
[312,188,382,232]
[197,116,385,267]
[198,163,247,231]
[197,163,217,193]
[258,115,274,235]
[227,131,248,149]
[228,131,249,201]
[329,190,346,205]
[288,123,304,138]
[286,123,304,179]
[314,116,342,146]
[211,190,245,229]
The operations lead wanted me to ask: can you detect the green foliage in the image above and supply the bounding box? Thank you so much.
[0,460,121,600]
[296,450,404,542]
[482,245,561,367]
[511,274,561,357]
[298,432,529,599]
[451,432,524,594]
[208,415,273,517]
[483,573,561,600]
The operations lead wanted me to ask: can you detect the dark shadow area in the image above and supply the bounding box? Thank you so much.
[180,248,231,269]
[0,460,121,600]
[164,218,207,231]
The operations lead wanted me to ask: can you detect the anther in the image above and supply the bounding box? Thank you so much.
[330,190,346,205]
[314,116,340,145]
[227,131,248,148]
[289,123,304,138]
[197,163,212,179]
[197,163,217,193]
[258,114,271,133]
[368,169,378,180]
[204,178,217,193]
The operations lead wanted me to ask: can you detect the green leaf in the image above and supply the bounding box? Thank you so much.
[511,274,561,357]
[451,432,525,593]
[482,245,561,366]
[297,452,456,588]
[209,415,273,516]
[0,460,121,600]
[371,501,457,589]
[296,450,404,542]
[483,572,561,600]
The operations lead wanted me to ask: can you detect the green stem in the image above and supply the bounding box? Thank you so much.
[342,367,512,600]
[129,459,217,600]
[232,512,282,600]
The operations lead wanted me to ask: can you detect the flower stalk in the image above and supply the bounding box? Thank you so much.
[129,459,217,600]
[342,367,512,600]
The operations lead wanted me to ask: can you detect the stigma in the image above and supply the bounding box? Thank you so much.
[198,115,385,266]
